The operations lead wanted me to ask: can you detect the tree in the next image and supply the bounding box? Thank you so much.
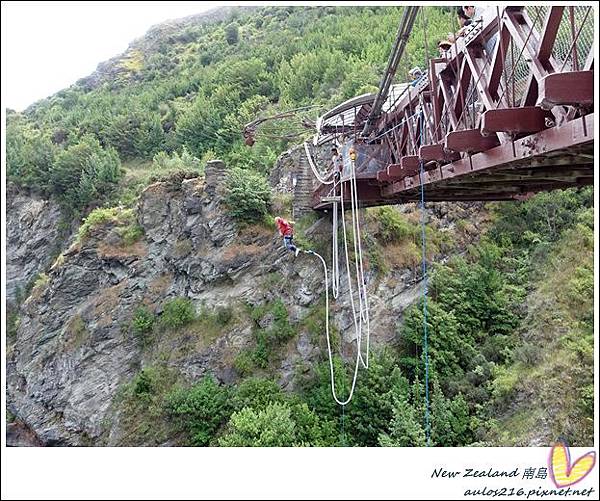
[166,377,232,446]
[176,92,223,157]
[224,168,272,223]
[217,401,338,446]
[50,135,121,211]
[304,350,411,446]
[225,23,239,45]
[378,396,426,446]
[218,402,296,446]
[232,377,285,411]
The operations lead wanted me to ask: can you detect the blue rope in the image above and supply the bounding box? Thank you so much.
[418,114,431,447]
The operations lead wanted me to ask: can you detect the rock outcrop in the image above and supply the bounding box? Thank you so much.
[6,184,65,306]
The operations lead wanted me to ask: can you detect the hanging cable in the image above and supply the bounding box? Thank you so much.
[417,80,431,448]
[308,247,362,406]
[304,147,372,405]
[348,157,371,368]
[304,142,335,185]
[418,159,431,447]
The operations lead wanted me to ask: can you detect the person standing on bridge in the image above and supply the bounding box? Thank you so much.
[463,5,486,23]
[275,216,300,257]
[409,67,424,86]
[331,146,343,182]
[454,7,472,39]
[437,39,452,57]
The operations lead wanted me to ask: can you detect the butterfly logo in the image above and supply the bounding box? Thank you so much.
[549,439,596,488]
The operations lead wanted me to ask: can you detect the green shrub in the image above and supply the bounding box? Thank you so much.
[7,310,20,341]
[78,207,136,241]
[218,402,296,446]
[225,23,240,45]
[270,299,295,341]
[232,377,285,411]
[233,350,255,377]
[218,400,338,447]
[166,376,232,445]
[32,273,49,292]
[378,397,426,447]
[152,147,202,172]
[116,365,179,446]
[133,368,156,396]
[224,168,272,223]
[118,224,145,245]
[374,206,417,243]
[161,297,196,328]
[132,306,155,341]
[51,135,122,212]
[214,306,233,326]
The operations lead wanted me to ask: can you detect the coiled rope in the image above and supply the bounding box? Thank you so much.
[304,144,371,405]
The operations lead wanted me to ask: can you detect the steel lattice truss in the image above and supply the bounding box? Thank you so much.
[312,6,594,208]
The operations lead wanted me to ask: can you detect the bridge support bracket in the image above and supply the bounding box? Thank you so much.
[481,107,548,135]
[445,129,500,154]
[538,71,594,109]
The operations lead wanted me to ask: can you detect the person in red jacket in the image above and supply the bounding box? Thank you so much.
[275,216,300,257]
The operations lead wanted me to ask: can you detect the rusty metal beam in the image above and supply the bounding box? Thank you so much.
[537,7,565,71]
[481,107,547,135]
[462,46,513,143]
[438,77,459,131]
[419,143,460,163]
[520,73,539,107]
[429,59,443,142]
[377,170,393,182]
[538,71,594,108]
[446,129,500,153]
[488,24,511,100]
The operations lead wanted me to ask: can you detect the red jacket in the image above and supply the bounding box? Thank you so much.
[276,218,293,237]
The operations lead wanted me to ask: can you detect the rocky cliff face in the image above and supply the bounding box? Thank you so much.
[6,184,66,306]
[6,158,486,446]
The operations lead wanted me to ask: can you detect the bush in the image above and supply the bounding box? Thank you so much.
[304,350,411,446]
[133,368,156,396]
[132,306,155,340]
[161,297,196,328]
[6,119,56,194]
[166,376,232,446]
[233,350,255,377]
[152,147,202,172]
[225,23,239,45]
[374,206,417,244]
[224,168,272,223]
[116,365,179,445]
[118,224,145,245]
[378,397,426,447]
[214,306,233,326]
[51,135,122,212]
[218,400,338,447]
[232,377,285,411]
[78,207,136,241]
[218,402,296,446]
[242,299,297,372]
